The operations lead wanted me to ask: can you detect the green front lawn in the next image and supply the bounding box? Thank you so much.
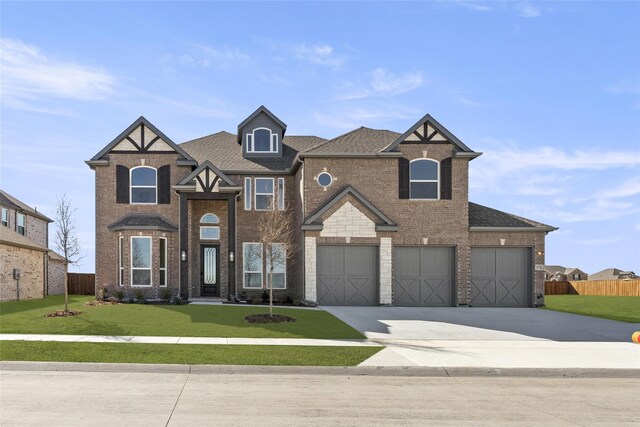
[0,295,364,339]
[0,341,381,366]
[542,295,640,323]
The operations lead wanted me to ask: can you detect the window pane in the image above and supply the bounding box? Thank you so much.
[410,182,438,199]
[244,272,262,288]
[410,160,438,180]
[267,244,286,273]
[269,273,285,289]
[200,226,220,240]
[317,172,332,187]
[244,178,252,210]
[132,238,151,268]
[17,214,25,227]
[243,244,262,272]
[132,188,156,203]
[277,178,284,210]
[131,168,156,185]
[132,270,151,286]
[253,129,271,151]
[255,195,272,210]
[159,239,166,268]
[160,270,166,287]
[255,178,273,193]
[200,214,219,224]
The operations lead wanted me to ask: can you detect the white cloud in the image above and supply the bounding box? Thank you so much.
[452,1,492,12]
[574,237,624,245]
[370,68,423,96]
[1,38,116,110]
[193,44,250,67]
[596,176,640,199]
[515,3,541,18]
[291,43,346,68]
[314,106,419,130]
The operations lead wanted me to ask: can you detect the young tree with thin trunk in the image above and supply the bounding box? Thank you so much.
[251,205,296,316]
[54,194,84,312]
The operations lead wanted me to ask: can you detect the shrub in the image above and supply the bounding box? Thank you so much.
[161,288,172,302]
[261,290,269,303]
[170,296,182,305]
[96,288,108,301]
[114,290,125,301]
[134,289,145,304]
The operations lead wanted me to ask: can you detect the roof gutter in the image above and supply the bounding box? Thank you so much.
[469,226,559,233]
[299,152,403,159]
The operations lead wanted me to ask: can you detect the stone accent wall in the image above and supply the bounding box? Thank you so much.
[304,236,317,301]
[47,257,66,295]
[379,237,392,304]
[320,202,376,238]
[0,244,45,301]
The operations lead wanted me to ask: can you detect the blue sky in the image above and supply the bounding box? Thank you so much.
[1,1,638,274]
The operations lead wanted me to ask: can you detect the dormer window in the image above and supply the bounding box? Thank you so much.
[247,128,278,153]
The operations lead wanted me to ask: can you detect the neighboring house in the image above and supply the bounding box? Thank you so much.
[0,190,67,301]
[589,268,637,281]
[544,265,588,281]
[86,107,557,308]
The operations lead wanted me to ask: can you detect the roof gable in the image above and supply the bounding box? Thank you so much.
[0,190,53,223]
[237,105,287,144]
[383,113,475,153]
[89,116,196,163]
[177,160,238,192]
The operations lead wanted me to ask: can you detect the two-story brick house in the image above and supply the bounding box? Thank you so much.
[0,190,67,301]
[87,106,556,307]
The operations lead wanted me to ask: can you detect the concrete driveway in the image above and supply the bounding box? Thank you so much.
[323,306,640,369]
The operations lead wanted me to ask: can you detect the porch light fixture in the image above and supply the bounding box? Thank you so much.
[229,251,235,263]
[181,250,187,262]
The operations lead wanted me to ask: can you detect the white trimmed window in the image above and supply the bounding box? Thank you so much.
[266,243,286,289]
[247,128,278,153]
[410,159,439,200]
[130,166,157,204]
[243,242,263,289]
[244,177,252,210]
[200,213,220,240]
[277,178,285,210]
[16,213,25,235]
[131,236,152,287]
[254,178,274,210]
[1,207,7,227]
[118,236,124,286]
[159,237,168,287]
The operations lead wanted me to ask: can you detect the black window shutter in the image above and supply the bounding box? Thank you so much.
[398,157,410,199]
[158,165,171,204]
[440,157,452,200]
[116,165,129,204]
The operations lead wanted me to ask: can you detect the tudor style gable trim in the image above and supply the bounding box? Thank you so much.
[302,186,398,231]
[383,113,481,158]
[176,160,240,193]
[86,116,197,167]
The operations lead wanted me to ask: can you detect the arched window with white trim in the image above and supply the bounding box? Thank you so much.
[130,166,157,204]
[247,127,278,153]
[410,159,439,200]
[200,213,220,240]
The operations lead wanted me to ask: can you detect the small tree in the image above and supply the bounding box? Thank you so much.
[54,194,84,312]
[251,206,296,316]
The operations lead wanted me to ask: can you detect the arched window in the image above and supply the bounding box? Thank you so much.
[410,159,439,200]
[130,166,157,204]
[247,127,278,153]
[200,213,220,240]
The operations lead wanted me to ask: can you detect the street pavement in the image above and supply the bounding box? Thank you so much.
[1,366,638,426]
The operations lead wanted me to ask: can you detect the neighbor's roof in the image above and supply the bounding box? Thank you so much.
[468,202,557,232]
[108,214,178,232]
[180,131,326,172]
[48,250,67,262]
[0,190,53,223]
[0,225,49,252]
[305,127,401,154]
[589,268,636,280]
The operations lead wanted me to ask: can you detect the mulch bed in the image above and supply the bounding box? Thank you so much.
[44,310,82,318]
[245,314,296,324]
[84,300,119,307]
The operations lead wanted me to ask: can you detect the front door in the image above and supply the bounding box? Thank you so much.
[201,245,219,297]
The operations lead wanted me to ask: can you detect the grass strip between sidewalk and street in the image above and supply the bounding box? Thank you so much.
[0,341,382,366]
[541,295,640,323]
[0,295,364,339]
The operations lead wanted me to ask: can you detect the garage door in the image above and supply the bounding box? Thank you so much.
[393,247,455,307]
[470,248,531,307]
[317,246,377,306]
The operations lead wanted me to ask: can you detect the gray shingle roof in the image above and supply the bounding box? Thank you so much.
[108,214,178,232]
[0,190,53,223]
[306,127,401,154]
[469,202,555,230]
[0,225,49,252]
[180,132,326,172]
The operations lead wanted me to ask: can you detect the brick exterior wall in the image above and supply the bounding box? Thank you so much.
[47,257,66,295]
[94,153,189,299]
[0,244,46,301]
[0,206,49,247]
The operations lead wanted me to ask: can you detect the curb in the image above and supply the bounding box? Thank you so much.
[2,361,638,378]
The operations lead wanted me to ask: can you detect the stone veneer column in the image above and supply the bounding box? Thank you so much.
[379,237,392,305]
[304,236,317,302]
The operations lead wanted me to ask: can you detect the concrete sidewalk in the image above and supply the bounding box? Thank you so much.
[0,333,381,347]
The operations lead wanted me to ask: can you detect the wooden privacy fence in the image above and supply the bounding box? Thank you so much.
[545,279,640,296]
[68,273,95,295]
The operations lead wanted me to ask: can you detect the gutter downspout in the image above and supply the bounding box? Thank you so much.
[234,193,240,302]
